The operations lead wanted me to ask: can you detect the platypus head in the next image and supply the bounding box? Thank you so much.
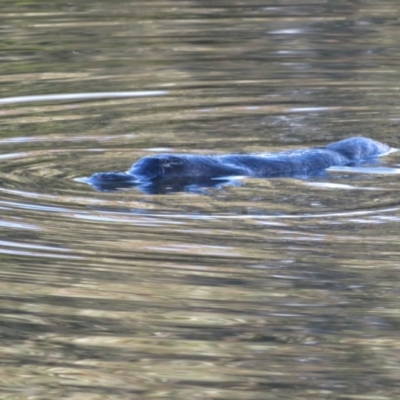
[128,154,189,180]
[326,137,393,161]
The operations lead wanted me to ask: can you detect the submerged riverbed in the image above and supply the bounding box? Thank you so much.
[1,1,400,399]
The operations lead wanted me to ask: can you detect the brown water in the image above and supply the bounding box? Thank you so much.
[1,1,400,399]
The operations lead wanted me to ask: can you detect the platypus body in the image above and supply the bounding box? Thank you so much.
[84,137,393,193]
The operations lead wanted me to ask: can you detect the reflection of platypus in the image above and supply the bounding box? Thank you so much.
[83,137,393,193]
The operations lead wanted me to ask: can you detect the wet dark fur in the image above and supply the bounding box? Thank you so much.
[84,137,392,193]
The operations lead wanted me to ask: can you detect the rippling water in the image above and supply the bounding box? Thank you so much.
[2,1,400,399]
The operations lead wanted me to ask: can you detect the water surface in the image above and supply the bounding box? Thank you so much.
[1,1,400,399]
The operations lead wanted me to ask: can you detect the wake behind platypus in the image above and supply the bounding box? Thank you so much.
[80,137,393,194]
